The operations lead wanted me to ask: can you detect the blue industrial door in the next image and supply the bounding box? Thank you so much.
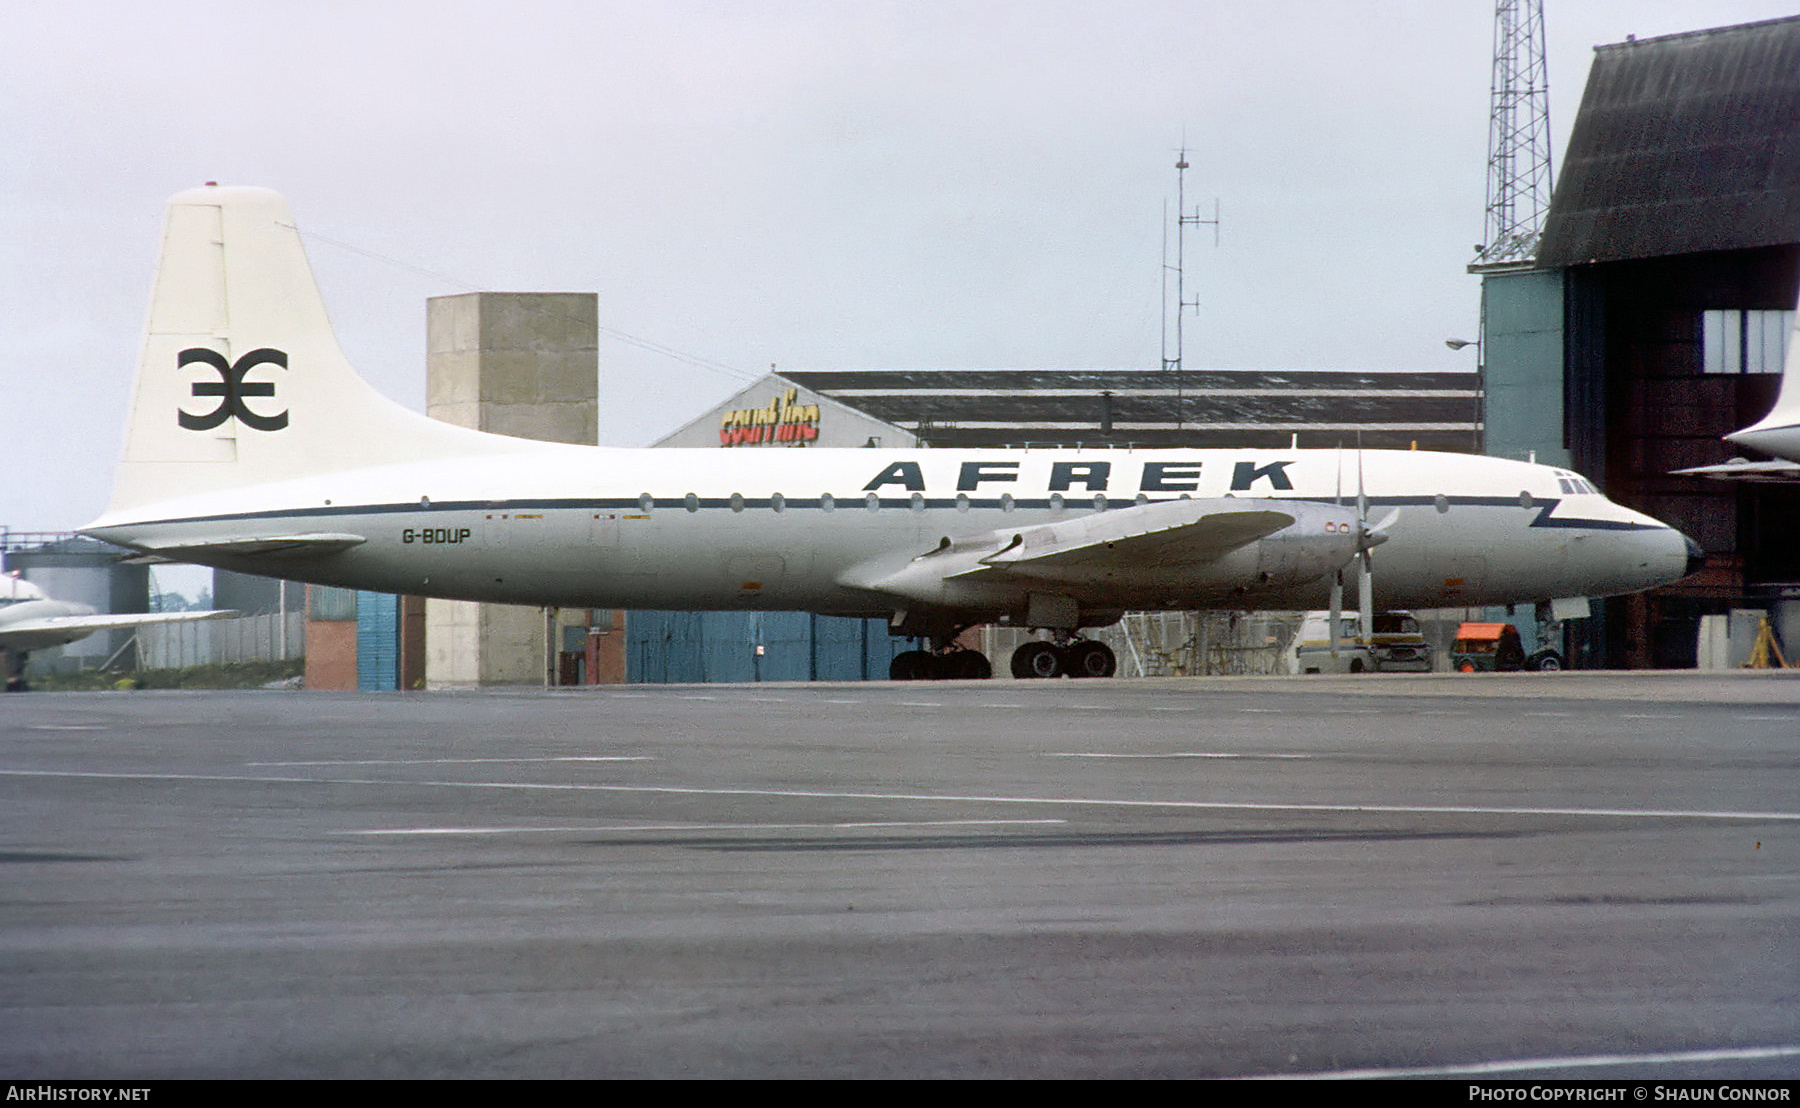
[356,591,399,690]
[627,611,907,683]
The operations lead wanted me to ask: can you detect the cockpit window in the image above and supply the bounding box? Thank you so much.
[1554,471,1599,496]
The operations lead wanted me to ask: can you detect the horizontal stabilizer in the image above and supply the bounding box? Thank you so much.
[136,532,367,560]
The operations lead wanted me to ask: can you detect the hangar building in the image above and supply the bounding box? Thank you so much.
[634,368,1480,683]
[1479,15,1800,668]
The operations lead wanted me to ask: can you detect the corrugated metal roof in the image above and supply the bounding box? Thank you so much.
[783,368,1472,392]
[779,368,1480,450]
[1538,16,1800,267]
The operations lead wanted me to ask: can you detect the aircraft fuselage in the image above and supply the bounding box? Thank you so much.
[86,444,1694,625]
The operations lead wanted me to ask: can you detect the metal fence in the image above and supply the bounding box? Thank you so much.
[135,612,305,669]
[1112,611,1302,677]
[982,611,1302,678]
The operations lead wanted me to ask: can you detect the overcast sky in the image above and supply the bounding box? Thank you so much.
[5,0,1797,535]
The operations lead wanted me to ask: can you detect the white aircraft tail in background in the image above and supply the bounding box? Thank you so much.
[1723,298,1800,462]
[82,186,1698,679]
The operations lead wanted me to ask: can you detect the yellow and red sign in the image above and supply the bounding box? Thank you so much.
[720,388,821,447]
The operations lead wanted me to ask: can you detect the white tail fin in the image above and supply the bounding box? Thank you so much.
[1724,298,1800,457]
[106,185,514,515]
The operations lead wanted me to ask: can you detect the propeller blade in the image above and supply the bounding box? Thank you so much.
[1354,434,1373,657]
[1356,434,1367,522]
[1363,509,1399,549]
[1357,548,1375,653]
[1328,570,1344,657]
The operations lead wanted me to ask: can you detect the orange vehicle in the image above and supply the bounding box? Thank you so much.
[1451,622,1527,672]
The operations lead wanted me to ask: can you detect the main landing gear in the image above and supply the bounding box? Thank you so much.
[889,647,993,681]
[1010,637,1116,679]
[887,636,1118,680]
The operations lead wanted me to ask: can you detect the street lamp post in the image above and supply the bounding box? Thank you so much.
[1445,334,1484,454]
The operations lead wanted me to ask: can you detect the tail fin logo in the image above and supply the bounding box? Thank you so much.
[177,348,289,432]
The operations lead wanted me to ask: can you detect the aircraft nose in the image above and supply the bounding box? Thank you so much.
[1725,422,1796,457]
[1681,532,1705,578]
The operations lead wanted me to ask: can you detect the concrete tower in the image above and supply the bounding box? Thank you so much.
[424,292,599,687]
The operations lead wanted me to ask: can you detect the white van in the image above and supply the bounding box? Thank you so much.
[1287,610,1433,674]
[1287,612,1377,674]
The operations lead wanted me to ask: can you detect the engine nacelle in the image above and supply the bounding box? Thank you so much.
[1251,498,1364,589]
[854,496,1363,610]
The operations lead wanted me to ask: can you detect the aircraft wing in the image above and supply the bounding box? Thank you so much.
[968,506,1297,575]
[849,497,1343,609]
[129,532,367,561]
[0,608,236,652]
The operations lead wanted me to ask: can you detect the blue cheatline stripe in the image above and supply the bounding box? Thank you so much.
[102,494,1662,533]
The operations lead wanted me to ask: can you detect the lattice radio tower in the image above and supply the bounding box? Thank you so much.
[1474,0,1554,266]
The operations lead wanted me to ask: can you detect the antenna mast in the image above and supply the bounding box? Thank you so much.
[1161,147,1219,426]
[1475,0,1553,266]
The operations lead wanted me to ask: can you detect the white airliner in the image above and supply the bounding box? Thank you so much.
[0,573,230,690]
[78,186,1700,679]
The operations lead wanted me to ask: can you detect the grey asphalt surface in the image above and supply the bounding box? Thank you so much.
[1,672,1797,1078]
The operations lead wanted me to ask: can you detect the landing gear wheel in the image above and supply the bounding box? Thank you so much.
[943,650,992,679]
[890,650,933,680]
[1064,640,1116,678]
[1011,640,1062,679]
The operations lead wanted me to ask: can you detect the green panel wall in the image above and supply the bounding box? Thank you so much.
[1482,269,1571,469]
